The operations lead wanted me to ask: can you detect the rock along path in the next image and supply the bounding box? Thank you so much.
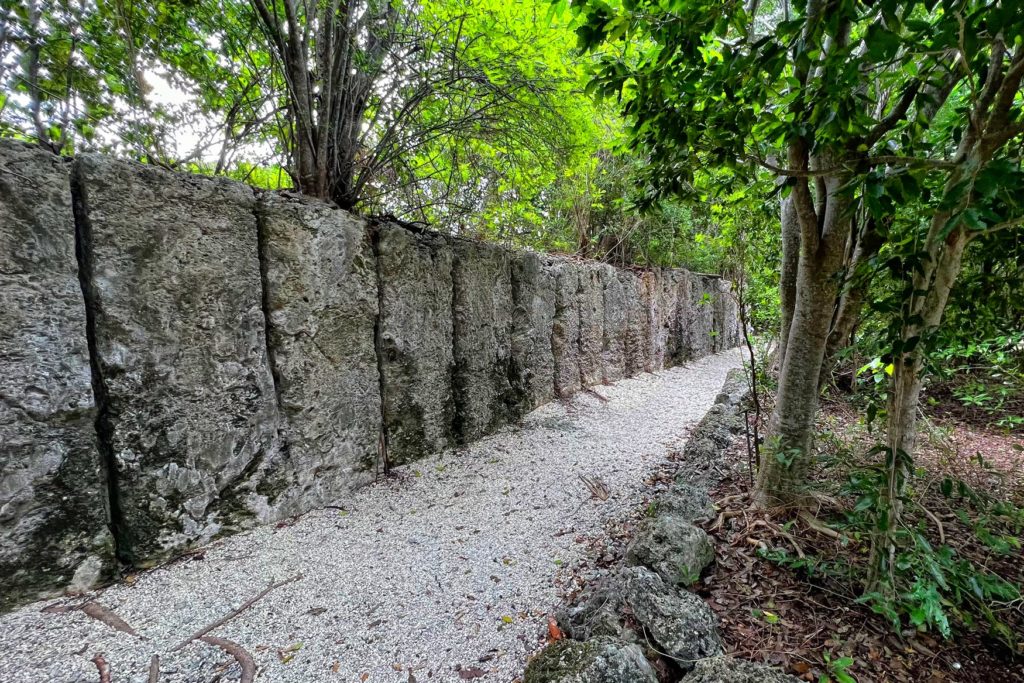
[1,350,741,683]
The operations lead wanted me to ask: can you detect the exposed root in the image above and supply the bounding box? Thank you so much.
[171,574,301,652]
[714,492,749,508]
[797,510,843,540]
[199,636,256,683]
[709,509,744,531]
[148,654,160,683]
[81,602,140,638]
[915,500,946,545]
[749,519,806,559]
[91,654,111,683]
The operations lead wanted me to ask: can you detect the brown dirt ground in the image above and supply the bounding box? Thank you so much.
[697,396,1024,683]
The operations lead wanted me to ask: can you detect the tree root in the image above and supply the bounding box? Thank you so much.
[199,636,256,683]
[92,654,111,683]
[148,654,160,683]
[81,602,140,638]
[746,536,767,551]
[714,492,749,508]
[709,509,744,531]
[797,510,843,540]
[915,500,946,545]
[42,600,141,638]
[749,519,806,558]
[171,574,301,652]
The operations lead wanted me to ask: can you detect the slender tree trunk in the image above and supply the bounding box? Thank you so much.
[869,225,969,590]
[755,245,838,504]
[777,195,800,371]
[755,159,851,507]
[819,215,886,385]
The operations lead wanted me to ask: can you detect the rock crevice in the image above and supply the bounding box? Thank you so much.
[69,159,123,565]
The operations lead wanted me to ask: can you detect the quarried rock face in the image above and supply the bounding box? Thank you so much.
[577,263,605,386]
[524,637,658,683]
[550,259,582,398]
[623,567,723,673]
[658,269,690,367]
[451,239,519,441]
[511,252,556,411]
[688,275,718,359]
[376,224,455,464]
[74,155,283,566]
[258,194,382,506]
[618,270,650,376]
[599,264,627,382]
[650,270,670,370]
[0,141,113,608]
[711,277,740,351]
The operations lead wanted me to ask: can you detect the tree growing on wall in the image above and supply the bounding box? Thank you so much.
[0,0,603,220]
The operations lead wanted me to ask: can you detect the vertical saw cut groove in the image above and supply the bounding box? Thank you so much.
[253,194,286,414]
[70,161,126,565]
[575,268,588,391]
[369,221,391,475]
[449,239,467,443]
[252,194,292,476]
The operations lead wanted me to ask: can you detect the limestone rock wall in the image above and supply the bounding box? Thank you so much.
[0,142,114,610]
[599,264,628,383]
[577,263,606,387]
[510,253,557,411]
[258,194,382,508]
[0,141,739,609]
[375,224,455,465]
[452,239,519,443]
[74,154,283,567]
[551,260,583,398]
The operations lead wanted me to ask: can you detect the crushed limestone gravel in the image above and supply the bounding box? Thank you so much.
[0,349,741,683]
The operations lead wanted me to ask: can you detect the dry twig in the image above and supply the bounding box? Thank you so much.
[915,500,947,545]
[578,474,610,501]
[171,574,302,652]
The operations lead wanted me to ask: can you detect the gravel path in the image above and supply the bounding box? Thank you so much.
[1,349,741,683]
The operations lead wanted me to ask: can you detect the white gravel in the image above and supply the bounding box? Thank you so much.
[0,349,741,683]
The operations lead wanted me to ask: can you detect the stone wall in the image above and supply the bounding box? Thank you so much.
[0,140,741,610]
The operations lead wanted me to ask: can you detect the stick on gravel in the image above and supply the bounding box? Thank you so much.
[147,654,159,683]
[199,636,256,683]
[170,574,302,652]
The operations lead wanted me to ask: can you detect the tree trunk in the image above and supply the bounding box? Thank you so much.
[819,214,886,386]
[868,225,969,590]
[777,195,800,371]
[755,159,851,507]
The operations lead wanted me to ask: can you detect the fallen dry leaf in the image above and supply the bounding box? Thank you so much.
[547,616,563,641]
